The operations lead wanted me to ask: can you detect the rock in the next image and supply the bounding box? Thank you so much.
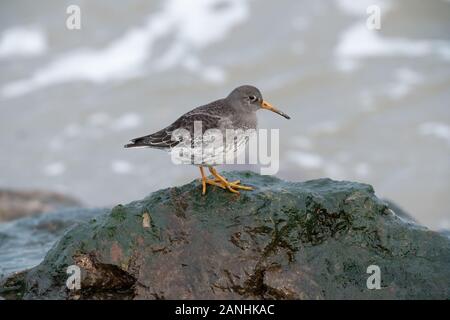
[1,171,449,299]
[0,207,107,278]
[0,189,82,222]
[382,199,418,224]
[440,229,450,239]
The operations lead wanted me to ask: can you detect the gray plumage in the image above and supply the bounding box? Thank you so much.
[125,85,290,194]
[124,85,272,150]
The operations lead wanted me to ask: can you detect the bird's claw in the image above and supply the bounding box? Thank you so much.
[200,177,253,195]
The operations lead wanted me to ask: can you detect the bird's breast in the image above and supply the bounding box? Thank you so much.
[229,111,257,131]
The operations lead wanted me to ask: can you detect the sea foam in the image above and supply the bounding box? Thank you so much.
[335,23,450,72]
[1,0,249,98]
[418,122,450,145]
[0,27,47,59]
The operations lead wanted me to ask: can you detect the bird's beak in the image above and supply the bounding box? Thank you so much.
[261,100,290,119]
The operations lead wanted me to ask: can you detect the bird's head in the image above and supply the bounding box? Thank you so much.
[227,85,290,119]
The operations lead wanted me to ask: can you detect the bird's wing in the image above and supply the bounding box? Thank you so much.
[124,112,229,149]
[124,125,179,149]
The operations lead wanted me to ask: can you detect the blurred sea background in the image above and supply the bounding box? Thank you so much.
[0,0,449,240]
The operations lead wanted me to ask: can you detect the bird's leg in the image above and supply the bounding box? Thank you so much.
[199,167,207,195]
[200,167,226,195]
[209,168,252,190]
[208,167,253,194]
[212,178,241,184]
[209,167,239,194]
[227,180,253,190]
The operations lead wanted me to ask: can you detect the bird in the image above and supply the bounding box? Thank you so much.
[125,85,290,195]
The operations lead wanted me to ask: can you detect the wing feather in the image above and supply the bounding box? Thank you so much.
[124,111,227,149]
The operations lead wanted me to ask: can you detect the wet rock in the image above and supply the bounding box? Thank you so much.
[0,189,82,222]
[382,199,418,224]
[440,229,450,239]
[0,208,107,277]
[0,271,26,300]
[1,171,449,299]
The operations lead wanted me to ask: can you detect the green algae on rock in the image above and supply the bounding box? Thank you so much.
[1,171,449,299]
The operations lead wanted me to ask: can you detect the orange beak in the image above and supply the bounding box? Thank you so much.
[261,100,290,119]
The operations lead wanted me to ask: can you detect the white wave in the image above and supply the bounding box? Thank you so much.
[292,136,313,149]
[387,68,422,99]
[43,162,66,176]
[47,112,142,152]
[359,90,376,112]
[334,0,392,16]
[439,219,450,230]
[418,122,450,144]
[309,121,340,135]
[287,151,324,169]
[335,58,359,72]
[2,0,249,98]
[63,123,82,137]
[87,113,111,127]
[164,0,248,48]
[0,27,47,59]
[111,113,142,131]
[111,160,133,174]
[180,55,225,84]
[48,137,63,151]
[288,146,353,180]
[335,23,450,71]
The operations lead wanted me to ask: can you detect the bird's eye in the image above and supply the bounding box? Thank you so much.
[249,95,258,102]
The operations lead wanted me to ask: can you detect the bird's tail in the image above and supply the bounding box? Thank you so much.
[125,128,178,149]
[124,142,147,148]
[124,137,149,148]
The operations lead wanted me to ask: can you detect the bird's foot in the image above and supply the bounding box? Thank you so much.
[205,179,226,190]
[225,180,253,191]
[199,167,253,195]
[208,174,253,194]
[212,178,240,185]
[201,177,253,195]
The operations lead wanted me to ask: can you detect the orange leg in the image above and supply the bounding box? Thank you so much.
[199,167,226,195]
[199,167,253,195]
[199,167,207,195]
[208,167,253,194]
